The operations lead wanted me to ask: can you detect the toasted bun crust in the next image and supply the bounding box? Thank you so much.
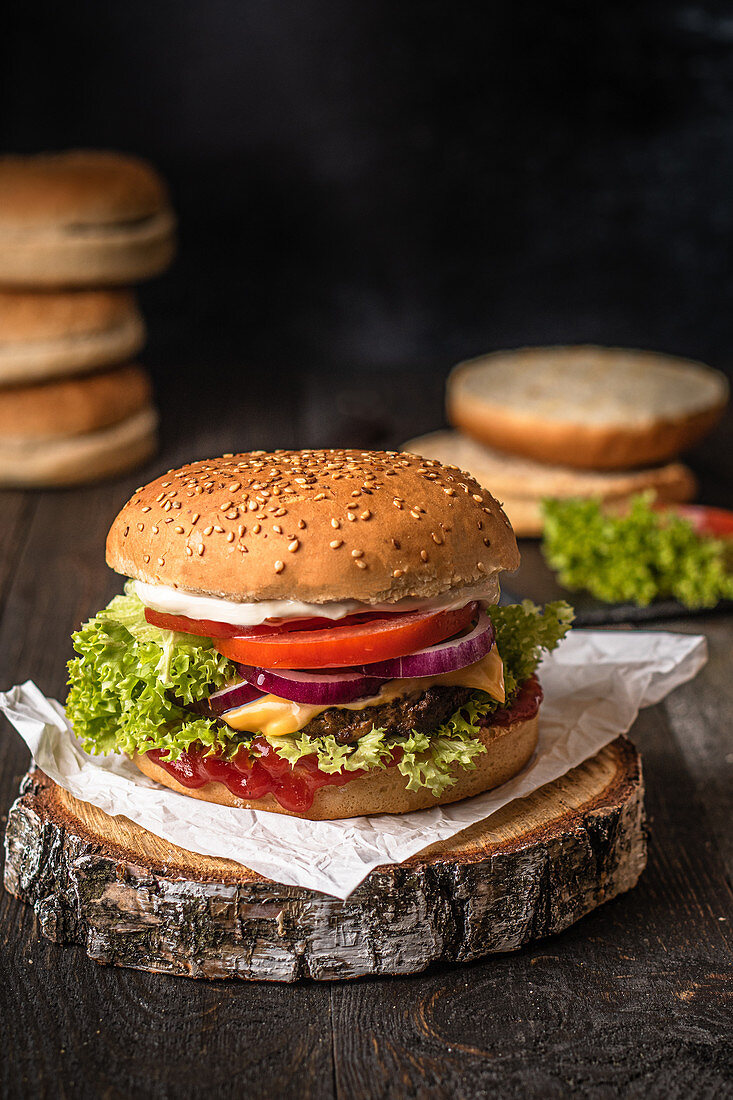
[0,364,152,440]
[405,431,697,536]
[448,346,729,470]
[0,406,158,487]
[0,290,145,384]
[133,710,538,819]
[106,449,520,604]
[0,151,169,227]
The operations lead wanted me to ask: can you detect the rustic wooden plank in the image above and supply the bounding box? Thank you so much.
[329,703,733,1099]
[4,739,645,981]
[658,615,733,884]
[0,491,36,610]
[0,381,337,1100]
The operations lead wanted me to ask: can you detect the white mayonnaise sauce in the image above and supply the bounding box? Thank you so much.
[132,576,500,628]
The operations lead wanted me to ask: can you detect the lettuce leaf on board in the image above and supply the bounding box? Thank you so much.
[541,494,733,608]
[67,591,573,794]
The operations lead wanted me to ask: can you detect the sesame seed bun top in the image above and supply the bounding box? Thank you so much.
[0,288,140,342]
[106,450,520,605]
[0,151,170,229]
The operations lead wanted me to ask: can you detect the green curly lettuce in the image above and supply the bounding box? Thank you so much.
[541,494,733,608]
[66,590,572,795]
[66,589,237,759]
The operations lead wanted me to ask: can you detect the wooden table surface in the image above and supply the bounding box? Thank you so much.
[1,365,731,1099]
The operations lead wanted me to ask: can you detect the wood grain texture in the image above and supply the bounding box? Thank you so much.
[5,737,645,982]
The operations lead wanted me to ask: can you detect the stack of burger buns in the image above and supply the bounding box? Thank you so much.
[0,151,176,487]
[407,345,729,536]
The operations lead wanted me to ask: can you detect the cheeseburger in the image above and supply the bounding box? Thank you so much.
[67,450,572,820]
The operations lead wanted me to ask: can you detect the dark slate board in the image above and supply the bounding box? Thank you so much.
[502,539,733,626]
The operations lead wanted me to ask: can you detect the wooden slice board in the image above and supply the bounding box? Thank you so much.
[3,737,646,982]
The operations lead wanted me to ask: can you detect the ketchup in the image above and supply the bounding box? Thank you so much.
[147,736,373,812]
[147,678,543,811]
[485,674,543,728]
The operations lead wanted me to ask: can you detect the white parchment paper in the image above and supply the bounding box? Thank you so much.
[0,629,706,900]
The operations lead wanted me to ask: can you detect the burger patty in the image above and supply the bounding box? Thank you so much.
[185,685,478,745]
[297,685,475,745]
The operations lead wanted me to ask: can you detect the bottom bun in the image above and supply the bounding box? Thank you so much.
[133,711,539,820]
[0,405,158,487]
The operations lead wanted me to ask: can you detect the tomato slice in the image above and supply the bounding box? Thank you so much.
[144,609,243,638]
[214,602,478,669]
[665,504,733,540]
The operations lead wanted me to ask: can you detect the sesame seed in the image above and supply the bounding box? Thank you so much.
[331,518,340,529]
[137,523,144,531]
[288,539,300,552]
[143,554,150,563]
[360,510,371,520]
[420,550,428,561]
[351,549,364,558]
[226,510,238,520]
[141,506,151,513]
[410,510,421,520]
[248,500,259,511]
[314,492,327,501]
[347,513,356,522]
[431,532,443,544]
[477,562,486,573]
[185,546,193,556]
[157,557,165,567]
[238,525,246,537]
[152,525,159,534]
[298,519,306,529]
[227,532,235,543]
[191,514,200,524]
[484,537,492,547]
[273,525,282,534]
[444,488,456,497]
[174,525,184,534]
[214,525,224,533]
[197,545,205,556]
[253,523,261,534]
[355,559,367,569]
[393,568,404,578]
[473,494,483,503]
[163,501,172,511]
[204,525,214,536]
[330,539,343,548]
[274,560,285,573]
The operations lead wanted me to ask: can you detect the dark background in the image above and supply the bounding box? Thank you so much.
[3,0,733,386]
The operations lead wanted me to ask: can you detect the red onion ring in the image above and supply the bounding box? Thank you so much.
[361,611,495,679]
[208,680,264,716]
[235,665,387,706]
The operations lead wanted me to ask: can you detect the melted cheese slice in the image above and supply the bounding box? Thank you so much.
[221,646,505,738]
